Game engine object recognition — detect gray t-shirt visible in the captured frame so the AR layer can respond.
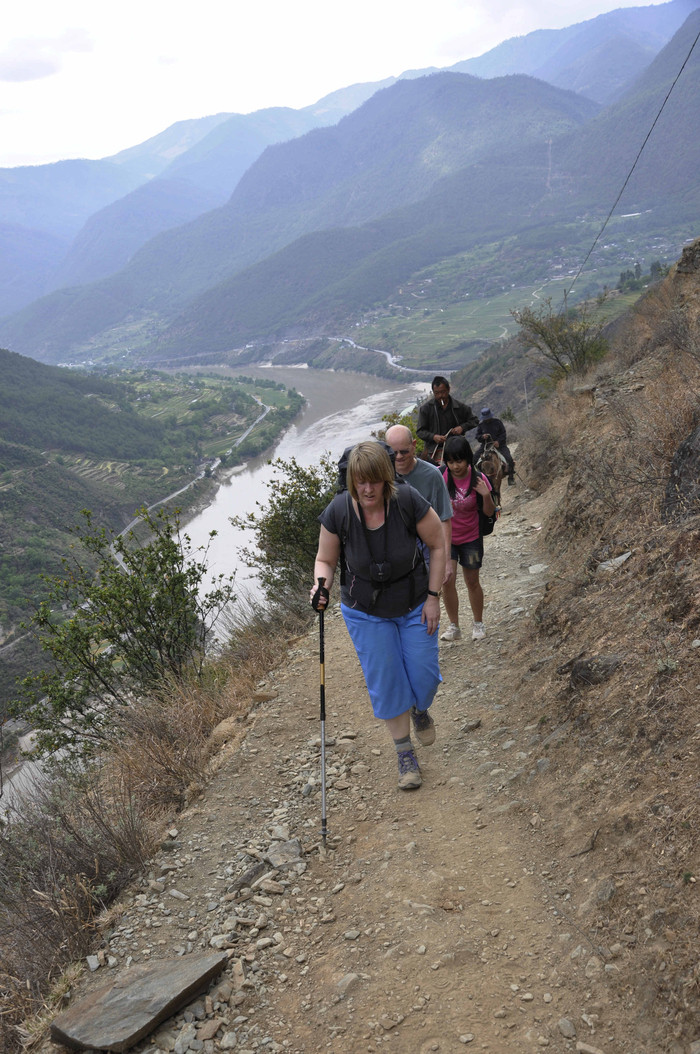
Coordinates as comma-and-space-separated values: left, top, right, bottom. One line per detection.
400, 458, 452, 522
319, 487, 430, 617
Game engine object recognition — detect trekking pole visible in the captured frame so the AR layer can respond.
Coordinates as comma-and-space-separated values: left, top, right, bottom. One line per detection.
311, 577, 330, 849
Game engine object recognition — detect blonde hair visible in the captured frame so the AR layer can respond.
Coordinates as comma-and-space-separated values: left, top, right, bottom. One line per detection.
346, 442, 397, 503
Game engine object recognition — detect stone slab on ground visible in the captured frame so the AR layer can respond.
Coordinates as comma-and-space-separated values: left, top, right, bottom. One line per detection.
50, 952, 228, 1052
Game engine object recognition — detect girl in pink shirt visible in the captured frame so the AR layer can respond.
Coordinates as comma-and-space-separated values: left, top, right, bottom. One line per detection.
440, 436, 495, 642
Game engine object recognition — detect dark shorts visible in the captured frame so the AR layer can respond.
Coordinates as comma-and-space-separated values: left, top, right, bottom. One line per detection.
450, 538, 483, 569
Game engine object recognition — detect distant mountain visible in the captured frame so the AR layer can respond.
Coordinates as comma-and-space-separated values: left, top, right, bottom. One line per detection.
0, 160, 142, 313
1, 1, 696, 328
0, 72, 598, 360
159, 85, 400, 200
0, 223, 67, 319
47, 179, 222, 290
3, 1, 700, 362
453, 0, 700, 104
47, 99, 387, 292
105, 113, 238, 182
554, 6, 700, 205
148, 9, 700, 359
144, 149, 570, 358
0, 84, 395, 318
0, 159, 140, 243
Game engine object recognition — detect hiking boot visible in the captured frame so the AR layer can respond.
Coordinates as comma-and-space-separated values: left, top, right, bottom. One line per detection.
440, 622, 461, 642
411, 705, 436, 746
397, 748, 422, 790
508, 475, 516, 486
472, 621, 485, 640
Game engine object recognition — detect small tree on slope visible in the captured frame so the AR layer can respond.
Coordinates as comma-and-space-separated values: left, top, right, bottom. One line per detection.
231, 454, 337, 593
11, 507, 236, 759
512, 296, 608, 378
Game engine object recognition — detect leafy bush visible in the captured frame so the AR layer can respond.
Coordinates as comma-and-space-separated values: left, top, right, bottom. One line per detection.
377, 410, 424, 454
512, 296, 609, 378
231, 454, 337, 593
11, 507, 236, 759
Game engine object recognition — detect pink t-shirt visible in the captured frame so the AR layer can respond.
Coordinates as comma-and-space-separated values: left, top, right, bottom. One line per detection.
443, 466, 492, 544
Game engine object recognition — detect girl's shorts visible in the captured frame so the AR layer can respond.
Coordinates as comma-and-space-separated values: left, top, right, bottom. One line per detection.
450, 537, 484, 569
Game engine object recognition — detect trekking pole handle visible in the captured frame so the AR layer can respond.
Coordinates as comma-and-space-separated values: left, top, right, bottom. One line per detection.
312, 576, 329, 612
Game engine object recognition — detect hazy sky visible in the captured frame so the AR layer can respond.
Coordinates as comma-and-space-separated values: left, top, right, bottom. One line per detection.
0, 0, 667, 167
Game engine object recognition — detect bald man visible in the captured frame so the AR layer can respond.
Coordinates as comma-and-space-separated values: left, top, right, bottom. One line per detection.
385, 424, 453, 586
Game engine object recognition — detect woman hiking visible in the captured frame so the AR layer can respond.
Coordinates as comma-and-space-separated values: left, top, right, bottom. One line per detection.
311, 441, 445, 791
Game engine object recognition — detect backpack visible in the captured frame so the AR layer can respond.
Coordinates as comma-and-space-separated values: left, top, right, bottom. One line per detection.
335, 485, 426, 610
476, 490, 497, 537
336, 440, 397, 493
334, 444, 420, 588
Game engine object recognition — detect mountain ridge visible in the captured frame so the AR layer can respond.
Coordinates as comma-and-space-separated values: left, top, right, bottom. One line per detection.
1, 1, 699, 360
0, 72, 600, 361
453, 0, 700, 102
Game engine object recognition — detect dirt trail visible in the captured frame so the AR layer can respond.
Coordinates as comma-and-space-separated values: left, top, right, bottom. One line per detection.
43, 483, 637, 1054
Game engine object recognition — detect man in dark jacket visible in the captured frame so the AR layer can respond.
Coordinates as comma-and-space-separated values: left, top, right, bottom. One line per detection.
416, 376, 478, 463
475, 407, 515, 485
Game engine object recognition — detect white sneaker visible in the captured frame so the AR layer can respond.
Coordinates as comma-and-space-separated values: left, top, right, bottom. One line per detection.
472, 622, 485, 640
440, 622, 461, 641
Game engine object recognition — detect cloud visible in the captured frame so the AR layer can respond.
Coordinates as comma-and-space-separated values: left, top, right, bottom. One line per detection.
0, 28, 92, 83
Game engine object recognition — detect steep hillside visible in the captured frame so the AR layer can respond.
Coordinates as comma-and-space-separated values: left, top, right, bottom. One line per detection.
0, 349, 188, 630
0, 352, 309, 722
47, 179, 222, 290
498, 240, 700, 1045
0, 348, 175, 457
555, 6, 700, 206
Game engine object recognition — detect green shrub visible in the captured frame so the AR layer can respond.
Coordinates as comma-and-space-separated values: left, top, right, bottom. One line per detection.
231, 454, 337, 592
11, 507, 236, 759
512, 297, 609, 378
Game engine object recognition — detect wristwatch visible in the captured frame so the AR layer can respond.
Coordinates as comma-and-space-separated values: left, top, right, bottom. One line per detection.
427, 589, 441, 597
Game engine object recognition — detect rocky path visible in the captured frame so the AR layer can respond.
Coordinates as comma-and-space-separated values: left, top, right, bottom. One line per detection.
44, 486, 634, 1054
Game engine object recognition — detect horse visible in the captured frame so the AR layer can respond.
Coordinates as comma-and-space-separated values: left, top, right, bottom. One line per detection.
476, 438, 506, 508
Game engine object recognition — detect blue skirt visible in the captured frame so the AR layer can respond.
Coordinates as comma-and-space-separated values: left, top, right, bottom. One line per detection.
341, 603, 442, 721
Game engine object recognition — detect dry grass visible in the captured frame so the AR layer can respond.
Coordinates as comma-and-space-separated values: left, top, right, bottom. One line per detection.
518, 284, 700, 1046
517, 389, 584, 492
0, 587, 315, 1052
0, 762, 156, 1051
110, 671, 244, 811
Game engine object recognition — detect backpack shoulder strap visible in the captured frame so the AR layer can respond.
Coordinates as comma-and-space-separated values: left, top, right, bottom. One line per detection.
394, 482, 417, 531
338, 492, 352, 586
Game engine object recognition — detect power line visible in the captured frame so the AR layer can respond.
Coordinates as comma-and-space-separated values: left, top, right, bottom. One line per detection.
565, 24, 700, 300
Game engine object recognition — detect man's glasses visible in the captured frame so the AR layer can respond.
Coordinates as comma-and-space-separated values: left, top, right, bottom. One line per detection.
393, 447, 412, 456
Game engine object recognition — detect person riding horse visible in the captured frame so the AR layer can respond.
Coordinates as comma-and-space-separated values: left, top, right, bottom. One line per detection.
475, 408, 515, 486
